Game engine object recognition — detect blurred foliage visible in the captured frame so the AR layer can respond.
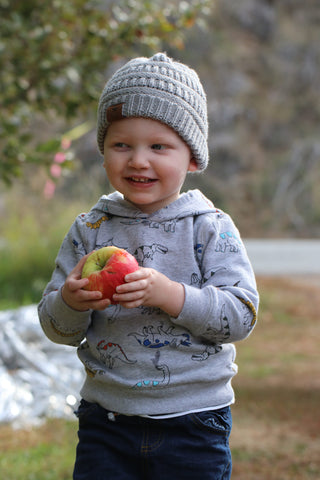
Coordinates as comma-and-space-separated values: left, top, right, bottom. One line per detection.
2, 0, 319, 237
0, 0, 210, 184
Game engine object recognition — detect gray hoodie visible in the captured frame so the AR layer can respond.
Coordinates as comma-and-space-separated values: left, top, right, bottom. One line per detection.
38, 189, 258, 416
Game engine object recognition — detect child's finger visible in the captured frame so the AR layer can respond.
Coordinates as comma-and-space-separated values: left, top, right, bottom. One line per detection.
113, 290, 144, 306
124, 267, 149, 283
116, 277, 148, 294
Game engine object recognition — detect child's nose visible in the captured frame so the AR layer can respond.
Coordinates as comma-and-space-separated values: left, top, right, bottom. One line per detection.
128, 148, 149, 168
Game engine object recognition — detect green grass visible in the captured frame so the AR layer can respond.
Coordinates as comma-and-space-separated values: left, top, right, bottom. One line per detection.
0, 190, 88, 309
0, 420, 77, 479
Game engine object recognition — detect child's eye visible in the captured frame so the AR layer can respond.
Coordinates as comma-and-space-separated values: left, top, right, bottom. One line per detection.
151, 144, 165, 150
114, 142, 128, 148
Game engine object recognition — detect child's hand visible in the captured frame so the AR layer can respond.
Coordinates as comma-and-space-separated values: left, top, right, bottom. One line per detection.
113, 267, 185, 318
61, 254, 111, 312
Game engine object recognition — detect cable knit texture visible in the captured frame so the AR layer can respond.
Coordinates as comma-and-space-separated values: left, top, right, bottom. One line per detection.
97, 53, 209, 171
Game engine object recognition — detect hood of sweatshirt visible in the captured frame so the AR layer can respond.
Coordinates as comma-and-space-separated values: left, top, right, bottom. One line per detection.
90, 189, 216, 222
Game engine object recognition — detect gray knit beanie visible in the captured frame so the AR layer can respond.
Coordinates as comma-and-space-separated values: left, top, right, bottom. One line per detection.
97, 52, 208, 171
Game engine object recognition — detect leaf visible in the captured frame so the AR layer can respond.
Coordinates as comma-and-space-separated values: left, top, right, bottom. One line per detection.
36, 139, 61, 153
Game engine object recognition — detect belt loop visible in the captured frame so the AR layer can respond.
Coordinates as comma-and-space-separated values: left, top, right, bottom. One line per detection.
107, 411, 117, 422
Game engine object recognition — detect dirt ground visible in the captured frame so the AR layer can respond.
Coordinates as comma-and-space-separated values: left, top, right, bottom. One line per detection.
230, 276, 320, 479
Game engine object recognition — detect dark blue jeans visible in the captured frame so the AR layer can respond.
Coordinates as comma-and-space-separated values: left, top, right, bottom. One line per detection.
73, 399, 232, 480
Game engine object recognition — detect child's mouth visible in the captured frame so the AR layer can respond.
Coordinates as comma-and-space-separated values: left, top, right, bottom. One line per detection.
127, 176, 156, 184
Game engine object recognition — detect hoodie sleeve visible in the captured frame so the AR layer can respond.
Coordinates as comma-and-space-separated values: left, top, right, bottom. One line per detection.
38, 214, 93, 346
172, 210, 259, 344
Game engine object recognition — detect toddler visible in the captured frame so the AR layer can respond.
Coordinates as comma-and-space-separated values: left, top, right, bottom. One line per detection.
38, 52, 259, 480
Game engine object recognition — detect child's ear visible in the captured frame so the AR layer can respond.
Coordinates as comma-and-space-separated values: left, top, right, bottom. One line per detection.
188, 158, 198, 172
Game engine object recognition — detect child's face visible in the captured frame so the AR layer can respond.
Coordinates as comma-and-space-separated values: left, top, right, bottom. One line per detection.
103, 117, 197, 213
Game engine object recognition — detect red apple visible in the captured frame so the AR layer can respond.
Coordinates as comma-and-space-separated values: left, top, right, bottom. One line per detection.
81, 246, 139, 303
